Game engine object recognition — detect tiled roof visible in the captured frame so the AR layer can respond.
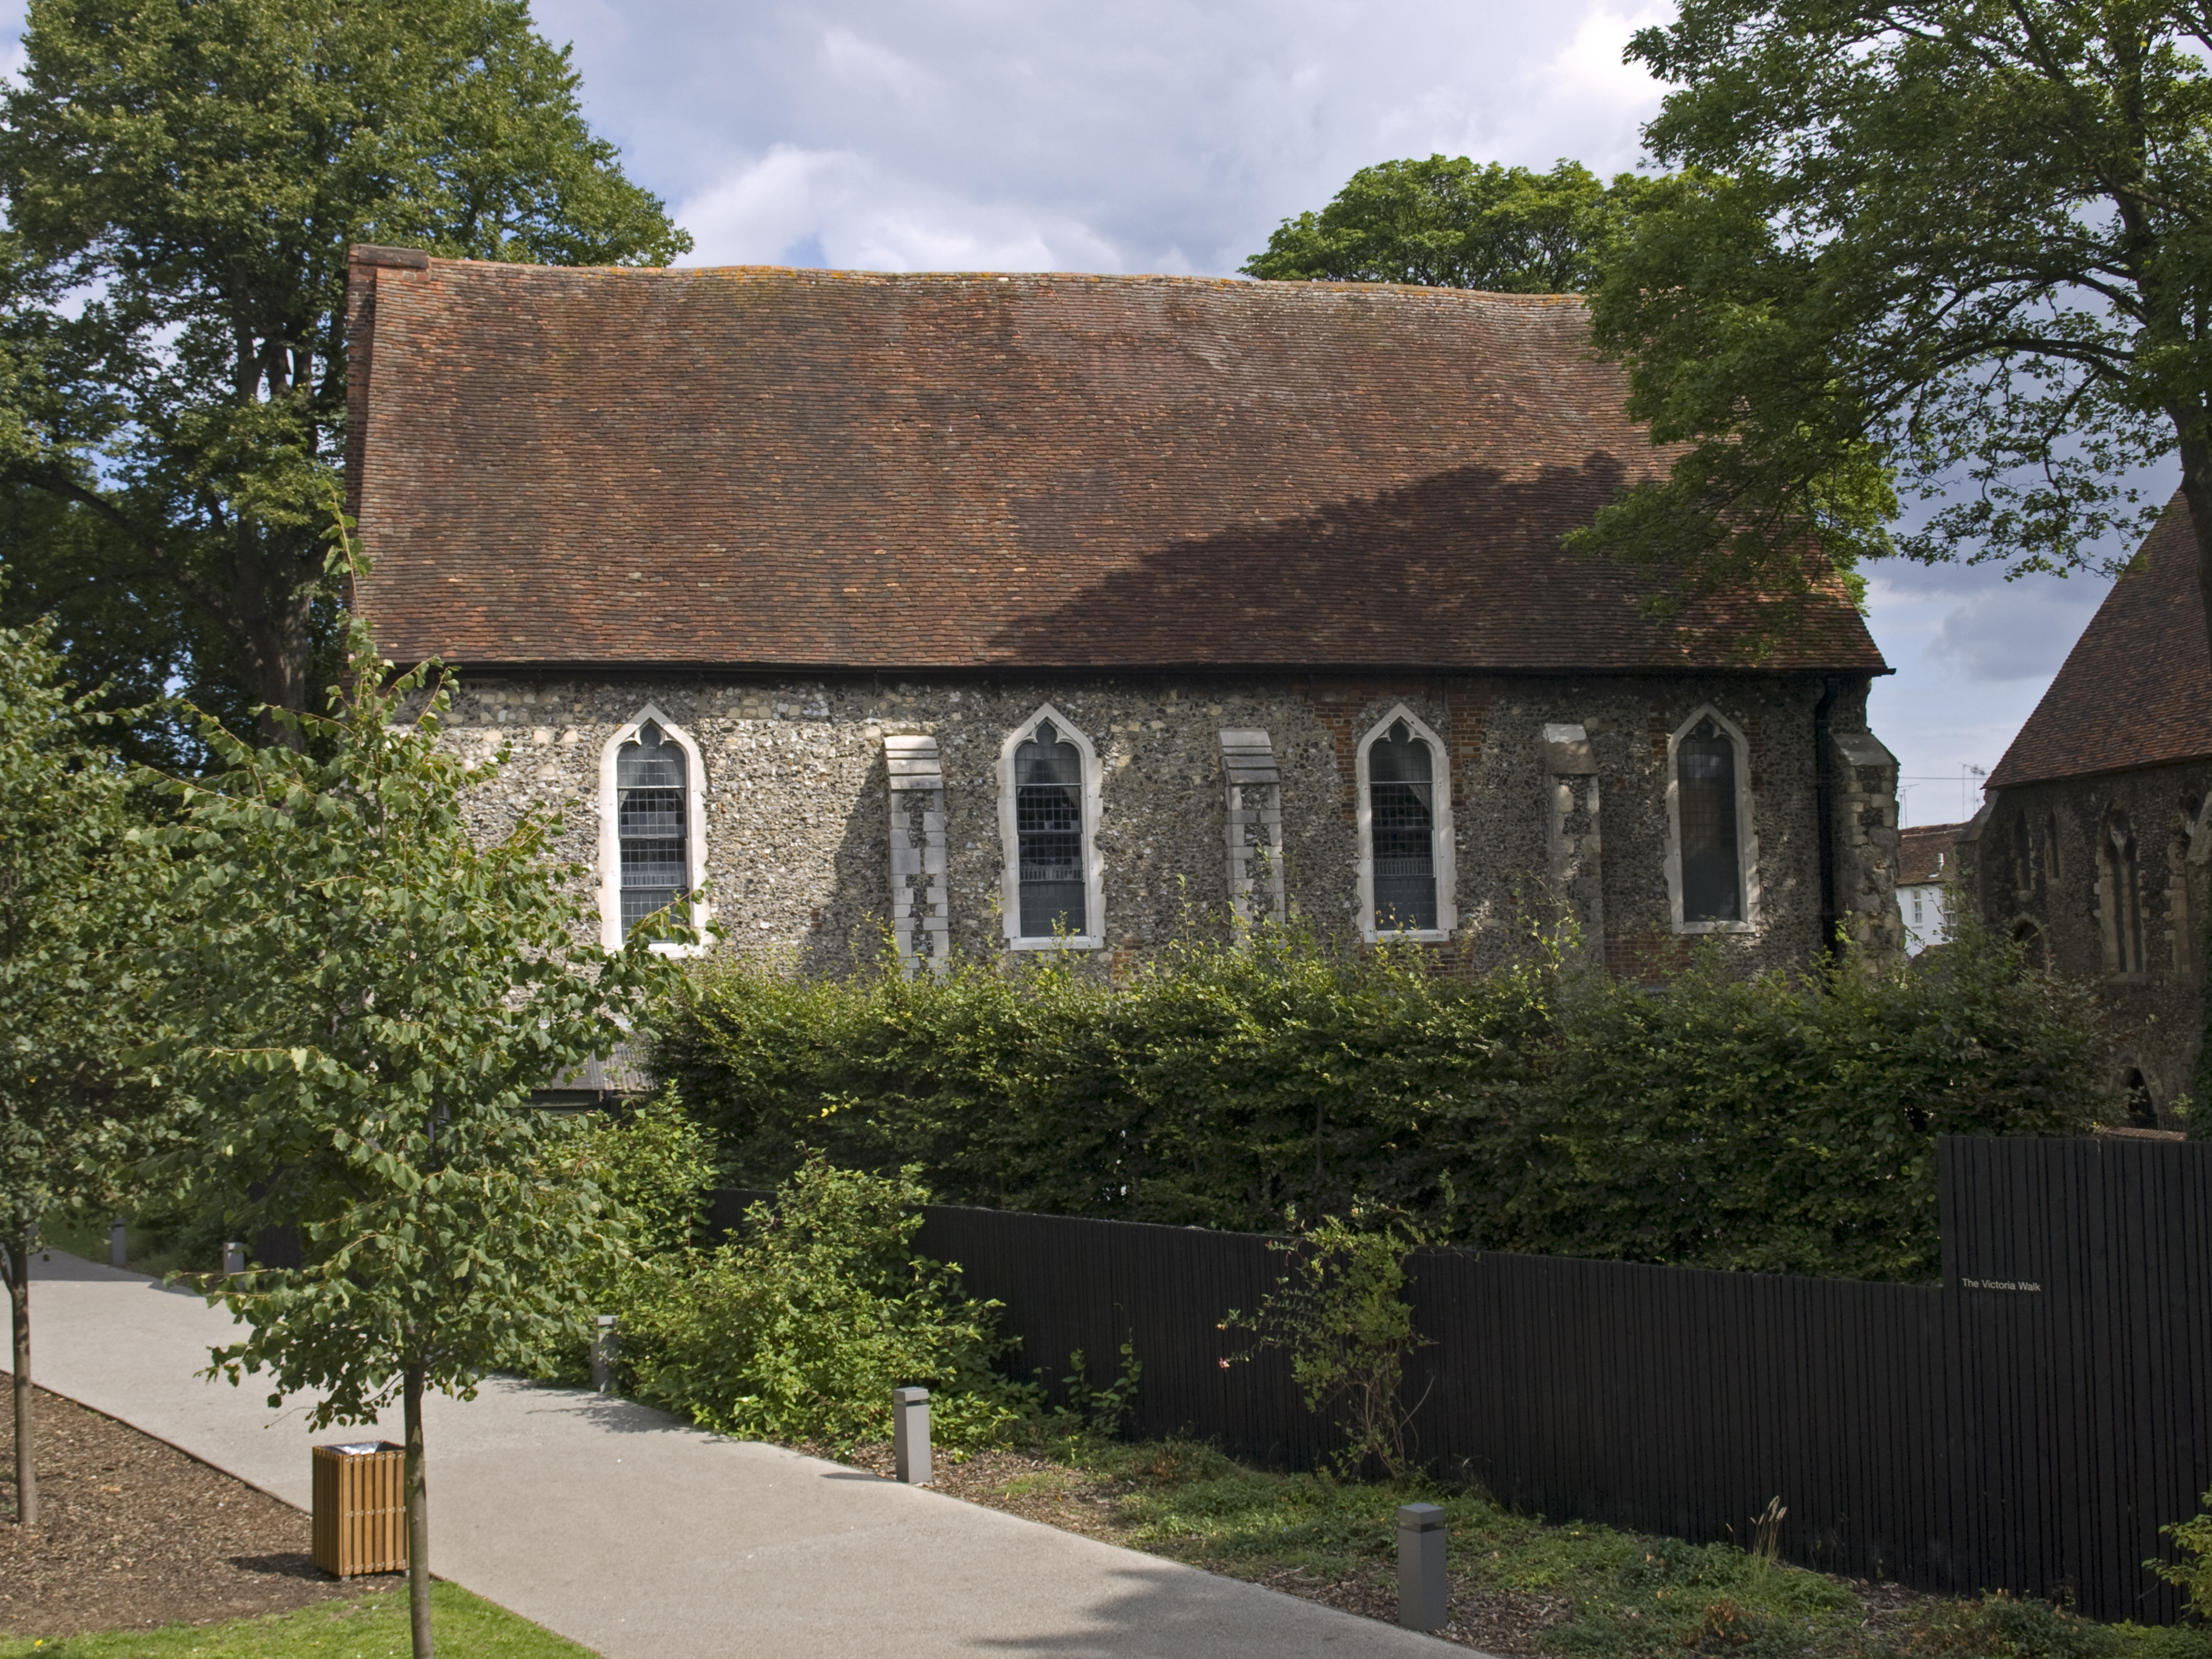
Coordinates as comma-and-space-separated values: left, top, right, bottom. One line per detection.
1988, 494, 2212, 789
345, 252, 1886, 675
1897, 822, 1966, 885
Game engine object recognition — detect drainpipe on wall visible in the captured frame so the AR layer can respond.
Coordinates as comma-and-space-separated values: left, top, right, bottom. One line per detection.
1813, 677, 1840, 958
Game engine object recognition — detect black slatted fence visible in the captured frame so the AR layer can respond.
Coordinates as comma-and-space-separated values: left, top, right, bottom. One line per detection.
715, 1136, 2211, 1621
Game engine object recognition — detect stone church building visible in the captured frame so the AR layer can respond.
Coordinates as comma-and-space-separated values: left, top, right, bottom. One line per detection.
1960, 494, 2211, 1127
343, 245, 1903, 977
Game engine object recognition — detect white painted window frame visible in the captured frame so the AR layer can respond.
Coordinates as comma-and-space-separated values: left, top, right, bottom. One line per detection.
1355, 703, 1458, 943
998, 703, 1105, 951
597, 705, 711, 956
1663, 704, 1761, 934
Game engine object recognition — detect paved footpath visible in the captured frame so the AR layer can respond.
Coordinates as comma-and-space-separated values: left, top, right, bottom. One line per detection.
19, 1250, 1457, 1658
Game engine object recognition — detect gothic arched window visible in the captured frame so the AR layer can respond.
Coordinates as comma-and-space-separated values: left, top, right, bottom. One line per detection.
1015, 722, 1085, 938
1355, 705, 1457, 940
2099, 808, 2145, 976
1667, 708, 1760, 931
596, 707, 708, 953
996, 706, 1103, 949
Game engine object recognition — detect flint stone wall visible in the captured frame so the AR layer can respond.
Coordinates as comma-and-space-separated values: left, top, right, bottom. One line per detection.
422, 671, 1899, 978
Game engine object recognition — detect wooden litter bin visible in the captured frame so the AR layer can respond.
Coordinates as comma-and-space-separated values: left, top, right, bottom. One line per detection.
311, 1441, 407, 1577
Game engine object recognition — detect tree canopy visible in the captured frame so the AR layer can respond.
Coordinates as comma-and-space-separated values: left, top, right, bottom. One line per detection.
1575, 0, 2212, 635
1241, 156, 1657, 293
0, 615, 166, 1526
142, 568, 676, 1654
0, 0, 691, 752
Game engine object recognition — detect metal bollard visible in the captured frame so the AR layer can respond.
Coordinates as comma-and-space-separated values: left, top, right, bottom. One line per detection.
1398, 1503, 1449, 1631
591, 1314, 618, 1395
222, 1241, 246, 1278
110, 1218, 127, 1270
892, 1387, 931, 1485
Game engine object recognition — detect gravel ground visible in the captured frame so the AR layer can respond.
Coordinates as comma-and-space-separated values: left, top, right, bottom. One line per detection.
0, 1384, 392, 1638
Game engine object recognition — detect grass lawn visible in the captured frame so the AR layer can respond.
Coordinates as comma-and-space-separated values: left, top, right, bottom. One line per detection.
919, 1430, 2212, 1659
0, 1583, 597, 1658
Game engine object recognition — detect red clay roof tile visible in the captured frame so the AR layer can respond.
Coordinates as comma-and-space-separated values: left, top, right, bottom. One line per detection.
344, 254, 1887, 676
1987, 494, 2212, 789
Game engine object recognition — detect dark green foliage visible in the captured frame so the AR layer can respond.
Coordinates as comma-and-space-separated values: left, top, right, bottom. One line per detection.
0, 0, 691, 745
612, 1155, 1036, 1452
1241, 156, 1655, 292
655, 922, 2103, 1282
1576, 0, 2212, 655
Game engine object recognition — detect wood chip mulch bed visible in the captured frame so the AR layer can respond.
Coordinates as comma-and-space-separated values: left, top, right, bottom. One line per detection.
1, 1383, 394, 1638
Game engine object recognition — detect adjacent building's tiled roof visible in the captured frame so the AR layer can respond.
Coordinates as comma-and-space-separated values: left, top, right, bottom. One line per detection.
1898, 822, 1967, 885
344, 251, 1886, 676
1988, 494, 2212, 789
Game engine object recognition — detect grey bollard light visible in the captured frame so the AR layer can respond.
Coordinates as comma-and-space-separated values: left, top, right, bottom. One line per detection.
109, 1218, 126, 1269
893, 1387, 931, 1485
591, 1314, 618, 1395
222, 1241, 246, 1278
1398, 1503, 1449, 1632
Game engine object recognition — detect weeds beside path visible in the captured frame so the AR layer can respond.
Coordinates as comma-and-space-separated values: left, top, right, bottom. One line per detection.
839, 1433, 2212, 1659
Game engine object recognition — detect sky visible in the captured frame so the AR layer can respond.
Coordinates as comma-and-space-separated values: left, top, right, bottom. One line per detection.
1, 0, 2173, 819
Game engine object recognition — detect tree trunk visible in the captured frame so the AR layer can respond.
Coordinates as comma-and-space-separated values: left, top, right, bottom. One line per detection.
403, 1360, 432, 1659
2176, 420, 2212, 673
7, 1222, 35, 1527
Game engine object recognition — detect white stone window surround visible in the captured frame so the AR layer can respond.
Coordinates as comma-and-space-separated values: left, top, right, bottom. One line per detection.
1355, 703, 1458, 943
597, 705, 711, 956
1663, 704, 1763, 934
997, 703, 1106, 951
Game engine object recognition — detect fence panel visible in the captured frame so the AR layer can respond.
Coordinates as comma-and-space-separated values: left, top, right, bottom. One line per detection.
706, 1135, 2209, 1621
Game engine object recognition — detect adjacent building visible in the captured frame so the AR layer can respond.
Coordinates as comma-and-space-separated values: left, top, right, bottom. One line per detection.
343, 247, 1904, 978
1897, 822, 1965, 954
1960, 493, 2211, 1126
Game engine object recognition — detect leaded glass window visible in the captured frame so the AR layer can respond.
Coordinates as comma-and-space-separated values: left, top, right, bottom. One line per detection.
1014, 722, 1085, 938
1677, 717, 1741, 923
1369, 719, 1438, 931
617, 722, 687, 931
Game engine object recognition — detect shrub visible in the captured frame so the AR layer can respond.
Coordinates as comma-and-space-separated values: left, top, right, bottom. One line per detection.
654, 917, 2105, 1282
617, 1155, 1034, 1452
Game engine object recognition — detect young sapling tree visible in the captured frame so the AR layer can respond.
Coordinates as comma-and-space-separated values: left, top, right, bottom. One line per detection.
144, 548, 680, 1656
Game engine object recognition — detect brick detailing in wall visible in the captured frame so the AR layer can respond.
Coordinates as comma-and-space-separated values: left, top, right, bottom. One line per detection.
886, 735, 950, 976
1219, 729, 1286, 925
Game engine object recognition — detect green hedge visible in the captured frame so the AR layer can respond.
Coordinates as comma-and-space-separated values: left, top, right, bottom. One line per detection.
652, 922, 2106, 1282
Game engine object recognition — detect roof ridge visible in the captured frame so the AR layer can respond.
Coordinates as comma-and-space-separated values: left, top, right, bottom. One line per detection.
357, 247, 1589, 304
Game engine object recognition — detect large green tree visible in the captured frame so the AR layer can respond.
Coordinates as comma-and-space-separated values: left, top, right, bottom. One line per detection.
0, 616, 166, 1528
1242, 156, 1657, 292
1574, 0, 2212, 634
144, 566, 674, 1657
0, 0, 690, 748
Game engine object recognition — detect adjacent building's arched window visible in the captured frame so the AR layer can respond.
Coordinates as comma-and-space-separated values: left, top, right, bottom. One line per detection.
597, 707, 709, 953
997, 705, 1103, 950
2013, 811, 2034, 893
1355, 706, 1456, 941
1666, 708, 1760, 932
2123, 1068, 2157, 1130
2043, 813, 2062, 882
2099, 808, 2145, 976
